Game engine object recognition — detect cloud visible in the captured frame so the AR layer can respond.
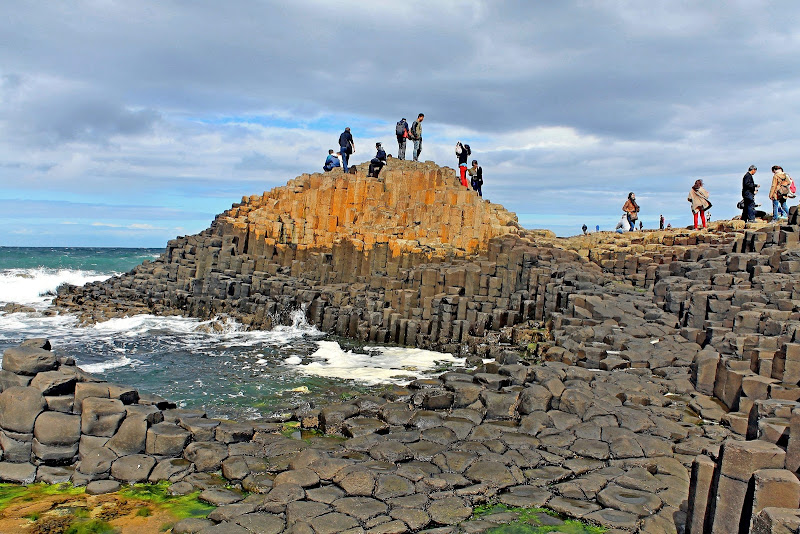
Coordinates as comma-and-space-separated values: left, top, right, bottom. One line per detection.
1, 0, 800, 244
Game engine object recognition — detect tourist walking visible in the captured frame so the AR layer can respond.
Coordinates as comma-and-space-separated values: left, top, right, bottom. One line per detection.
455, 142, 470, 187
769, 165, 791, 221
395, 118, 409, 160
622, 192, 639, 232
323, 150, 340, 172
659, 214, 664, 230
338, 127, 355, 173
688, 179, 711, 230
741, 165, 757, 223
468, 160, 483, 197
368, 142, 387, 178
582, 224, 588, 235
410, 113, 424, 161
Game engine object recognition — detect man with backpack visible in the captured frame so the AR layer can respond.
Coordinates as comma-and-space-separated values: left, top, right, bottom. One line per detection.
409, 113, 424, 162
395, 118, 409, 160
338, 127, 355, 173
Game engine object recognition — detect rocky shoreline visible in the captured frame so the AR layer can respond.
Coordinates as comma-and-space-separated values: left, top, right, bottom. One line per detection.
3, 160, 800, 532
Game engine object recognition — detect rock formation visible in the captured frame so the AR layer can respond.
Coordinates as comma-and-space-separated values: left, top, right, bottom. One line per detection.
0, 159, 794, 532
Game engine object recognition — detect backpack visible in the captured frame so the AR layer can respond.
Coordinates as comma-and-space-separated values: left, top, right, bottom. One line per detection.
778, 175, 792, 197
395, 120, 407, 136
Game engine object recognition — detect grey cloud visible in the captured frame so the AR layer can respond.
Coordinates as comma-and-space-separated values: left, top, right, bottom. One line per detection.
235, 152, 272, 171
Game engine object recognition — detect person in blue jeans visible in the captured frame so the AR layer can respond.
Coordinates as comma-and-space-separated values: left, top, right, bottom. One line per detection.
769, 165, 790, 221
338, 127, 354, 172
622, 192, 639, 232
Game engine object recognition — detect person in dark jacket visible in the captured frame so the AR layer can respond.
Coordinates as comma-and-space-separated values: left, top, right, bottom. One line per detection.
338, 127, 355, 173
456, 142, 470, 187
368, 142, 387, 178
742, 164, 757, 222
468, 160, 483, 197
396, 118, 409, 160
409, 113, 424, 161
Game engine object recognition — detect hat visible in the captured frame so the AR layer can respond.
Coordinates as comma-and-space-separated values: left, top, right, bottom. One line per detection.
376, 142, 381, 148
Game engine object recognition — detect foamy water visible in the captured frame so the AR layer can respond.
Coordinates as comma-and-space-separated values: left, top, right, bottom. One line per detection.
0, 267, 112, 307
0, 250, 463, 418
288, 340, 465, 385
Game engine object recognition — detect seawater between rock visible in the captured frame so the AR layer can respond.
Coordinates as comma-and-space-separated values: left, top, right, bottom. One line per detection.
0, 248, 464, 420
0, 310, 463, 421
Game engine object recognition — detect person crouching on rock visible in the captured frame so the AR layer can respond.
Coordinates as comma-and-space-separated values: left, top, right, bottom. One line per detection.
468, 160, 483, 197
323, 149, 340, 172
622, 192, 639, 232
368, 142, 387, 178
456, 142, 471, 187
688, 179, 711, 230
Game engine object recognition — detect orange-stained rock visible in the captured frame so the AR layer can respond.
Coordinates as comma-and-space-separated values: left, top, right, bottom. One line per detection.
218, 160, 519, 260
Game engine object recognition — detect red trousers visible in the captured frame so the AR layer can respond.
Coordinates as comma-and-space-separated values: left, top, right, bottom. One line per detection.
459, 165, 468, 187
693, 210, 706, 229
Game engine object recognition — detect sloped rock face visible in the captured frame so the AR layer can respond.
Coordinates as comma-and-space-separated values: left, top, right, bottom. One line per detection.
54, 161, 584, 357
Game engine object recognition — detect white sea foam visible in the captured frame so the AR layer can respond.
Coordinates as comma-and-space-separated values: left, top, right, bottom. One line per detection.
287, 340, 465, 385
0, 267, 112, 308
80, 356, 138, 373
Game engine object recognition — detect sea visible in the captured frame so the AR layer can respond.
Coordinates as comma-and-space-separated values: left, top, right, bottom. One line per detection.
0, 247, 463, 420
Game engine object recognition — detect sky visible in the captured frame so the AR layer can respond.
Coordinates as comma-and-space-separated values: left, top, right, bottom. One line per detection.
2, 0, 800, 247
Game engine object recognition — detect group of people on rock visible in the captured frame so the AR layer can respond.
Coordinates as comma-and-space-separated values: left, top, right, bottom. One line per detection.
740, 164, 796, 223
322, 114, 485, 196
605, 163, 795, 235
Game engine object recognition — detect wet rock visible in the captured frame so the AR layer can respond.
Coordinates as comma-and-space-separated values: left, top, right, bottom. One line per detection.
308, 512, 361, 534
29, 370, 77, 396
146, 421, 192, 455
199, 487, 245, 506
110, 453, 156, 483
0, 386, 46, 433
426, 496, 472, 525
273, 467, 320, 488
2, 346, 58, 375
597, 484, 663, 517
36, 465, 74, 484
333, 496, 388, 521
86, 479, 122, 495
77, 446, 117, 475
0, 461, 36, 483
215, 421, 254, 443
184, 441, 229, 472
80, 397, 126, 437
150, 458, 194, 482
235, 513, 286, 534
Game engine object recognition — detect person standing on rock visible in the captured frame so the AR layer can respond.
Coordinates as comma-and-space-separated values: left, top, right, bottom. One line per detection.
741, 165, 757, 223
688, 179, 711, 230
468, 160, 483, 197
582, 224, 588, 235
368, 142, 387, 178
338, 127, 355, 173
622, 192, 639, 232
659, 214, 665, 230
323, 150, 340, 172
410, 113, 424, 162
769, 165, 791, 221
455, 142, 470, 187
395, 118, 409, 160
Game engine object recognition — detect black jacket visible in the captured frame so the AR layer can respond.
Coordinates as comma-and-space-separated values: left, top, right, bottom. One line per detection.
742, 171, 756, 199
339, 131, 354, 152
